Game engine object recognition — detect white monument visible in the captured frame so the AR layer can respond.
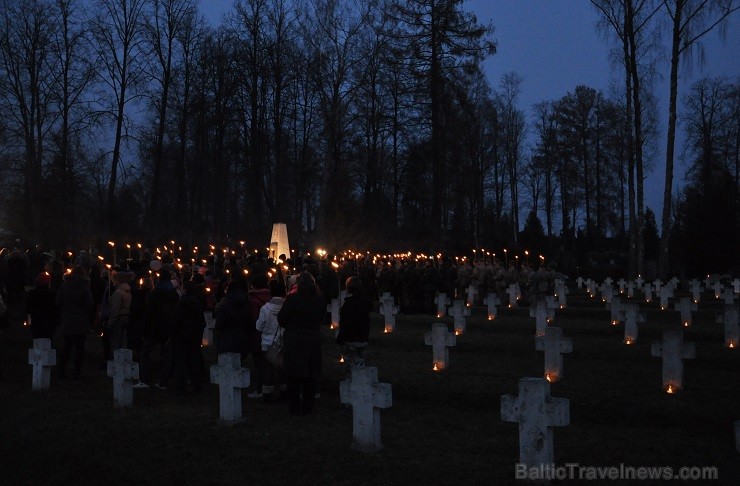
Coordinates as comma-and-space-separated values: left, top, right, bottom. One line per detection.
268, 223, 290, 261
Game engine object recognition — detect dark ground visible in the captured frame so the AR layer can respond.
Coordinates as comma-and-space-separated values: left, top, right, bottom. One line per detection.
0, 287, 738, 485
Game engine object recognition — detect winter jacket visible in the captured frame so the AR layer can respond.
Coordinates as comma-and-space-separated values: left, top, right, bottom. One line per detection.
256, 297, 284, 351
277, 292, 326, 379
144, 282, 180, 343
172, 291, 205, 344
214, 287, 250, 355
109, 283, 132, 328
56, 275, 94, 336
26, 285, 58, 339
337, 294, 371, 344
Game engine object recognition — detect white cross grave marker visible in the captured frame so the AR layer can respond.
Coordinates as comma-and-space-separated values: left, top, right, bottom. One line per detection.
674, 297, 697, 327
435, 292, 450, 318
689, 280, 702, 304
601, 284, 614, 304
327, 298, 340, 332
484, 293, 500, 320
623, 303, 644, 344
626, 281, 636, 298
530, 298, 551, 337
617, 279, 626, 294
635, 276, 644, 288
107, 348, 139, 409
202, 312, 217, 347
610, 296, 625, 326
659, 285, 673, 310
731, 279, 740, 295
651, 330, 695, 393
717, 304, 739, 348
501, 378, 570, 468
379, 299, 399, 333
712, 281, 723, 299
448, 300, 469, 335
554, 281, 568, 308
339, 289, 348, 307
720, 288, 736, 305
28, 338, 55, 391
465, 284, 478, 307
643, 283, 653, 303
535, 327, 573, 383
424, 323, 456, 370
576, 277, 584, 289
339, 366, 392, 452
210, 353, 250, 422
506, 284, 519, 308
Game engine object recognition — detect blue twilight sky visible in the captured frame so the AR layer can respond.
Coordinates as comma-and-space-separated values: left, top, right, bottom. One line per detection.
199, 0, 740, 217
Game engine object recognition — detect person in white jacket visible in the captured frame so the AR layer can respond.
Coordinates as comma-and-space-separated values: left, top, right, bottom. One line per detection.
256, 279, 286, 401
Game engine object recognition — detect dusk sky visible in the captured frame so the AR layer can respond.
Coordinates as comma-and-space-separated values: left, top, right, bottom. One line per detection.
201, 0, 740, 217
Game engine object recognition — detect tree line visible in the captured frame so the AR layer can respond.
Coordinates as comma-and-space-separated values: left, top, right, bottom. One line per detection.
0, 0, 737, 276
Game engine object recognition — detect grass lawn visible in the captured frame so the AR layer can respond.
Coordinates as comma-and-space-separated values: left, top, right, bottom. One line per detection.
0, 288, 738, 485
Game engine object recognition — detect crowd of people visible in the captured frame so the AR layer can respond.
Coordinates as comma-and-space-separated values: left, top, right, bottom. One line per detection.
0, 245, 559, 414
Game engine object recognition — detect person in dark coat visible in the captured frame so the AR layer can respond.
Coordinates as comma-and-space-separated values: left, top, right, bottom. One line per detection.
277, 272, 326, 416
245, 274, 271, 398
170, 277, 206, 395
55, 265, 94, 379
214, 275, 250, 357
25, 272, 58, 340
135, 270, 179, 389
127, 275, 153, 356
336, 276, 372, 373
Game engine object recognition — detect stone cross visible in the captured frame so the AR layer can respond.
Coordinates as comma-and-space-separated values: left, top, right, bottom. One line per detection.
651, 330, 695, 392
465, 284, 478, 307
731, 279, 740, 294
601, 284, 614, 304
674, 297, 697, 327
659, 285, 673, 310
712, 281, 723, 299
506, 284, 519, 308
669, 277, 680, 290
339, 366, 392, 452
484, 293, 500, 320
209, 353, 250, 422
500, 378, 570, 468
626, 281, 636, 298
603, 277, 613, 287
435, 293, 450, 318
28, 338, 55, 391
554, 282, 568, 308
643, 283, 653, 303
380, 292, 393, 307
107, 348, 139, 409
202, 312, 217, 347
654, 279, 663, 293
534, 327, 573, 383
610, 296, 625, 326
530, 298, 551, 337
448, 300, 469, 335
617, 279, 626, 294
327, 298, 340, 331
689, 280, 702, 304
379, 299, 399, 333
586, 279, 597, 298
424, 323, 456, 370
576, 277, 584, 289
623, 303, 644, 344
339, 289, 348, 307
635, 276, 644, 288
717, 304, 739, 348
720, 288, 736, 305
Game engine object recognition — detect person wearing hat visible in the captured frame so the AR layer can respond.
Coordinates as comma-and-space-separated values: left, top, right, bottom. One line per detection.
25, 272, 58, 340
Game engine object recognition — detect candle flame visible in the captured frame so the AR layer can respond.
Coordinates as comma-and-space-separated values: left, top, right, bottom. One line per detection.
666, 385, 674, 394
729, 341, 736, 348
339, 356, 344, 363
611, 320, 618, 326
454, 329, 461, 336
683, 321, 689, 327
625, 338, 633, 345
545, 373, 553, 383
488, 315, 494, 321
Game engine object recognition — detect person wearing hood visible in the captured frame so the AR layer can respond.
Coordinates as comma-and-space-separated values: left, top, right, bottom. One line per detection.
25, 272, 58, 340
55, 265, 94, 379
108, 271, 132, 351
255, 279, 286, 401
